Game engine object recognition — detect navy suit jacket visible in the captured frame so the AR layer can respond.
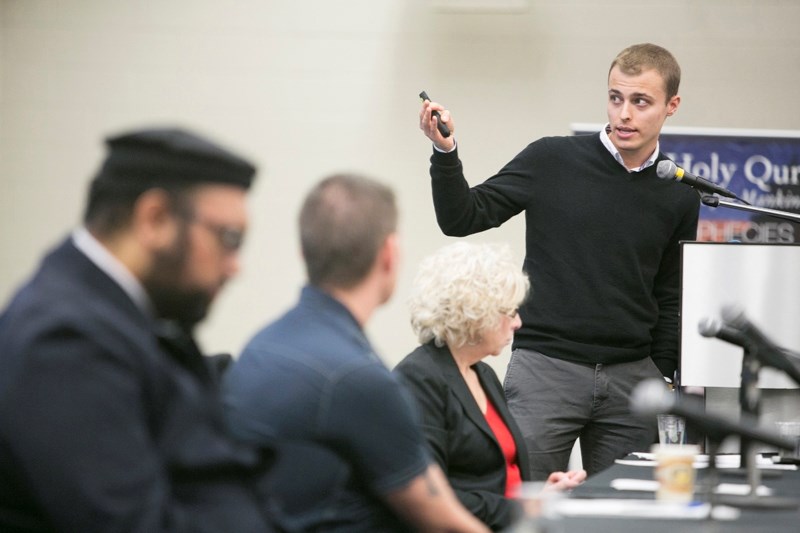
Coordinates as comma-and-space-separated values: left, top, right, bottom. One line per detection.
394, 342, 531, 531
0, 238, 273, 532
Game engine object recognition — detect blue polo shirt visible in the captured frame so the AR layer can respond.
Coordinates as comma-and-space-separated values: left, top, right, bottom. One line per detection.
223, 285, 430, 532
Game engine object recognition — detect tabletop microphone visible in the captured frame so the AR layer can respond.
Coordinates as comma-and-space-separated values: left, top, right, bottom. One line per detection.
698, 317, 752, 348
718, 304, 800, 385
630, 378, 796, 451
656, 160, 738, 199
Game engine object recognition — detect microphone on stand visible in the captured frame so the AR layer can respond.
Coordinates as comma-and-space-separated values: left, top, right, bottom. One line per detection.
698, 317, 751, 348
656, 160, 739, 199
630, 378, 796, 451
698, 305, 800, 386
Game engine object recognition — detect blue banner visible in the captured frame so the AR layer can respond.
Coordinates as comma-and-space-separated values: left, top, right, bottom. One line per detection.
571, 124, 800, 243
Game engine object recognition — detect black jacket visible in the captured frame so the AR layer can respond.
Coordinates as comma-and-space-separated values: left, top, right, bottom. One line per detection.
394, 342, 531, 531
0, 238, 273, 532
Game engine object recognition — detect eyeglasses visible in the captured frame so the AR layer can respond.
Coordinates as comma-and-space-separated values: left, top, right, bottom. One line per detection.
183, 215, 246, 253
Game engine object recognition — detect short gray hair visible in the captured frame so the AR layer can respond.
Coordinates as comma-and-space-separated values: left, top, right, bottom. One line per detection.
409, 241, 529, 348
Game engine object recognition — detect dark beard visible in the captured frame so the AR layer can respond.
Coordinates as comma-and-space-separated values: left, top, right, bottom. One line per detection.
141, 225, 214, 329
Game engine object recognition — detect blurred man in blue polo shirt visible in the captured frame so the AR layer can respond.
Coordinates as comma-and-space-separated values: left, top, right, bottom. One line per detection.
224, 174, 489, 533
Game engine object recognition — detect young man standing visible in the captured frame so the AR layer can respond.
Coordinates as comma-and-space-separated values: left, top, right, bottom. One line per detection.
419, 43, 700, 479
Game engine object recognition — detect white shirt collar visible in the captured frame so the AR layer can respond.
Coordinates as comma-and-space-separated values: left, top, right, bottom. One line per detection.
600, 123, 659, 172
72, 227, 154, 316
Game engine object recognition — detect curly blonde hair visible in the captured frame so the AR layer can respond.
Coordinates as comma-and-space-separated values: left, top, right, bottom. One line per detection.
409, 241, 529, 348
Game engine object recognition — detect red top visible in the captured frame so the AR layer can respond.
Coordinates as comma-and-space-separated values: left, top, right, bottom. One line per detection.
484, 399, 522, 497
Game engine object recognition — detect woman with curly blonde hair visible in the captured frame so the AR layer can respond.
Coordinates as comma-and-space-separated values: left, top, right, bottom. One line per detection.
395, 242, 584, 531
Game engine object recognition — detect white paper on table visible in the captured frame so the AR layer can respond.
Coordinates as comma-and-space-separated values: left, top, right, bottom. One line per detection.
610, 478, 774, 496
553, 499, 740, 521
618, 453, 797, 470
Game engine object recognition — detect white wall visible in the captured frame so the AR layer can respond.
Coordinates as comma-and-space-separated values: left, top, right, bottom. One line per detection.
2, 0, 800, 378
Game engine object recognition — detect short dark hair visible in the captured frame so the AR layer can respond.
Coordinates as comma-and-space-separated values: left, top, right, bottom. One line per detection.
609, 43, 681, 101
83, 128, 256, 236
299, 174, 397, 289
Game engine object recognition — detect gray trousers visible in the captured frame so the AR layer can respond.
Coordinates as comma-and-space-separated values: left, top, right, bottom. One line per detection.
504, 348, 663, 480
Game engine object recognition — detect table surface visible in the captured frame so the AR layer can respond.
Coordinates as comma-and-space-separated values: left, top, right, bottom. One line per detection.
508, 455, 800, 533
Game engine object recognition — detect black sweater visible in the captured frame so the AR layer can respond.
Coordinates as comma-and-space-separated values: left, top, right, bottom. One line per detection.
429, 133, 700, 378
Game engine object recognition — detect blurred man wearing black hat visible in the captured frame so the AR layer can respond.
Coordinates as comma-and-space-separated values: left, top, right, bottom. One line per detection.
0, 128, 275, 532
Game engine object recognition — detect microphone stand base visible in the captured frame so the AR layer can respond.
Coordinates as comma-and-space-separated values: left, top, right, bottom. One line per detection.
717, 467, 782, 478
712, 494, 800, 510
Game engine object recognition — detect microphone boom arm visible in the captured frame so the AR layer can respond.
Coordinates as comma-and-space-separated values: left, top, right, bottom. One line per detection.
701, 194, 800, 224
